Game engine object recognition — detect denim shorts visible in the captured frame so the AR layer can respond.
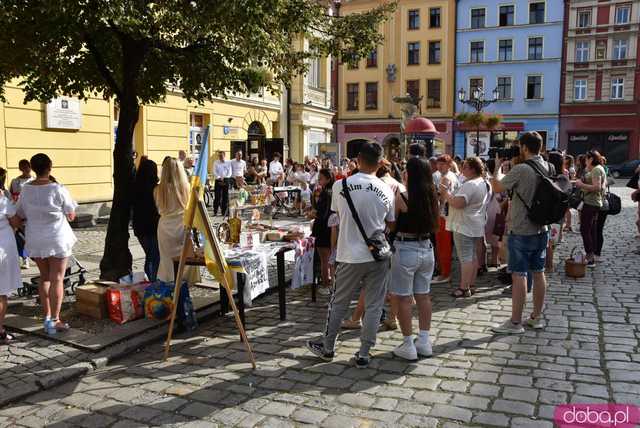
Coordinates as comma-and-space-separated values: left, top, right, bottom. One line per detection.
508, 232, 549, 277
389, 240, 435, 296
453, 232, 481, 263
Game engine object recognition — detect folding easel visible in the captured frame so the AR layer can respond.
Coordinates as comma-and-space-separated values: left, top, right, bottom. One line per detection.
163, 191, 256, 368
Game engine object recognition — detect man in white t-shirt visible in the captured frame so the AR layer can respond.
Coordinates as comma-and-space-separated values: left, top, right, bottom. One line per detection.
229, 151, 247, 188
268, 153, 284, 185
307, 142, 395, 369
213, 151, 232, 216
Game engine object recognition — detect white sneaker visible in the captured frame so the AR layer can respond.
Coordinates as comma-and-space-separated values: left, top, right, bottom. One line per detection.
526, 316, 544, 330
414, 339, 433, 357
20, 257, 30, 270
393, 340, 418, 361
491, 319, 525, 335
431, 276, 451, 285
318, 286, 332, 296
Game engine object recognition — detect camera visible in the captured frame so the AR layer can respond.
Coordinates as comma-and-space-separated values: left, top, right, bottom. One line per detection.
488, 146, 520, 159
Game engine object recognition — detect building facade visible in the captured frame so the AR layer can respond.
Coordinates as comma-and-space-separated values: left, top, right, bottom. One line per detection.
560, 0, 640, 163
455, 0, 564, 156
336, 0, 457, 157
0, 80, 282, 209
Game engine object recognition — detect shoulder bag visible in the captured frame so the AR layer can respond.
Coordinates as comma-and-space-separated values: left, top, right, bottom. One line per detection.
342, 178, 393, 262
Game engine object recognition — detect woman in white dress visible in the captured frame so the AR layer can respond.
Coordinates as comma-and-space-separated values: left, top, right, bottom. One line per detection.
154, 157, 190, 283
16, 154, 77, 335
0, 192, 22, 343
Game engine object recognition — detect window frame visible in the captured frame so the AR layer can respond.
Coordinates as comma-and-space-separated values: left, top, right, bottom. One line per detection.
408, 9, 420, 30
365, 82, 378, 110
429, 7, 441, 28
528, 36, 544, 60
499, 4, 516, 27
613, 39, 628, 60
470, 7, 487, 29
366, 48, 378, 68
406, 79, 421, 102
498, 39, 514, 62
470, 40, 485, 63
429, 41, 442, 64
306, 57, 321, 89
346, 83, 359, 111
526, 74, 544, 100
496, 76, 513, 100
615, 4, 631, 25
407, 41, 421, 65
427, 79, 441, 109
575, 40, 590, 63
577, 8, 591, 28
529, 1, 546, 24
611, 77, 624, 99
469, 77, 485, 100
574, 78, 587, 101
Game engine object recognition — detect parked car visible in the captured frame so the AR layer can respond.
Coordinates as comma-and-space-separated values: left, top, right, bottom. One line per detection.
608, 159, 640, 178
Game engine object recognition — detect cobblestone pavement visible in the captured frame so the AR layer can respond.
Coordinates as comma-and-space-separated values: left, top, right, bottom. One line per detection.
2, 186, 640, 427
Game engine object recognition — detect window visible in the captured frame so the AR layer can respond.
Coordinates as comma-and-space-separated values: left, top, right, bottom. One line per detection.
498, 39, 513, 61
345, 53, 359, 70
614, 39, 628, 60
408, 42, 420, 65
615, 5, 631, 24
429, 41, 441, 64
611, 77, 624, 99
469, 78, 484, 99
577, 9, 591, 28
406, 80, 420, 101
596, 40, 607, 60
470, 41, 484, 63
497, 76, 512, 99
529, 2, 545, 24
366, 49, 377, 68
575, 41, 590, 62
346, 83, 359, 110
409, 9, 420, 29
430, 8, 441, 28
365, 82, 378, 110
574, 79, 587, 101
471, 8, 486, 29
499, 5, 515, 26
528, 37, 543, 60
526, 75, 543, 99
427, 79, 441, 108
307, 57, 321, 88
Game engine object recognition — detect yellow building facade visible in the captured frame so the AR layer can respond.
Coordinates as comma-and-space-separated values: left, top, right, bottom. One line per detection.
337, 0, 456, 156
0, 81, 283, 208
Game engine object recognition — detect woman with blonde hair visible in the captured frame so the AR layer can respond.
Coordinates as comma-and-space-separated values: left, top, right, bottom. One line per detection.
155, 157, 191, 283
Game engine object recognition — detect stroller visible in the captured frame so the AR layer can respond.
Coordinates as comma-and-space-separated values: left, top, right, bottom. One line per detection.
16, 228, 87, 297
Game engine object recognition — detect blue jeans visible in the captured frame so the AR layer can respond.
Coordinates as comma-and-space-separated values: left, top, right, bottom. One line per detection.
137, 235, 160, 282
508, 232, 549, 277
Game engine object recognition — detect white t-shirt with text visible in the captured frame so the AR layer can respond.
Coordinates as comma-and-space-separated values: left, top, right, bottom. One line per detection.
331, 173, 395, 264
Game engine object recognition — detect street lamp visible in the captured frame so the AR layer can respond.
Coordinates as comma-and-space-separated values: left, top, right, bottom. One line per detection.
458, 87, 499, 156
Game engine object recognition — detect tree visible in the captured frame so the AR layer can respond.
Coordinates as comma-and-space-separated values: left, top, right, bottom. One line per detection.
0, 0, 395, 280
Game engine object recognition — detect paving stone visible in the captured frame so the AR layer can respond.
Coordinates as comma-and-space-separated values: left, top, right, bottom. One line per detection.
429, 404, 473, 423
498, 374, 533, 387
503, 386, 539, 402
336, 393, 375, 409
492, 399, 535, 417
258, 402, 296, 418
470, 383, 501, 397
472, 412, 511, 427
321, 415, 366, 428
398, 414, 439, 428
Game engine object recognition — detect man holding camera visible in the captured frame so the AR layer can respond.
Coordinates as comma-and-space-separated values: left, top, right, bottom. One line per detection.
490, 132, 549, 334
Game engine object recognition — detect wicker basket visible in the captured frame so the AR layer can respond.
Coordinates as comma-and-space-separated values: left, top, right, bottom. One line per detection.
565, 247, 587, 278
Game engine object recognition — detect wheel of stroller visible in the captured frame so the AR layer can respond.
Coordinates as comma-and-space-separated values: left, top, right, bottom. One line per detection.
78, 273, 86, 286
204, 190, 212, 208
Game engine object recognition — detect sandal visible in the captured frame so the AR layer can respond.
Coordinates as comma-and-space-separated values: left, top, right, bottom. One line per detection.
0, 330, 15, 344
470, 285, 477, 295
53, 320, 70, 332
451, 288, 472, 298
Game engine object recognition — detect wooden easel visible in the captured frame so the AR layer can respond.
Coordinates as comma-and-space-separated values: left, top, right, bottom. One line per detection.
163, 195, 256, 369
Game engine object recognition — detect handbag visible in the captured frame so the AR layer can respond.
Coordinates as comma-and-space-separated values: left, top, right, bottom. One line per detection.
605, 190, 622, 215
627, 172, 639, 190
342, 178, 393, 262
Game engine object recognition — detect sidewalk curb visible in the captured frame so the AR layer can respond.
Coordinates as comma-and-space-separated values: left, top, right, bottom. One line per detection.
1, 305, 221, 408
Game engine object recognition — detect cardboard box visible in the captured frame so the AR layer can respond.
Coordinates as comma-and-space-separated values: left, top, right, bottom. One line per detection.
75, 284, 108, 319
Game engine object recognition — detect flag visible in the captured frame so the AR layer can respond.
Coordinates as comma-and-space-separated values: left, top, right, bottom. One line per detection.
182, 126, 236, 288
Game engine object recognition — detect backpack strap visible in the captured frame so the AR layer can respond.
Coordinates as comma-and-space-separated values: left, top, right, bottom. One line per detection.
514, 160, 550, 212
342, 178, 371, 247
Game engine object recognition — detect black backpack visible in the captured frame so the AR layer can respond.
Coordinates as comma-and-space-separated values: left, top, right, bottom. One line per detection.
516, 160, 569, 226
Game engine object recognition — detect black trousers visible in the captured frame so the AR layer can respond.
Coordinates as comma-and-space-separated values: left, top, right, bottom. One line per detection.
595, 211, 608, 257
214, 178, 231, 216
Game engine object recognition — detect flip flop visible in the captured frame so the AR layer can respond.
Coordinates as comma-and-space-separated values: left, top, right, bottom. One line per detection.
0, 330, 15, 344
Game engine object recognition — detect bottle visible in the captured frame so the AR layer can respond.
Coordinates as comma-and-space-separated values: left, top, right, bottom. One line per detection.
228, 209, 242, 244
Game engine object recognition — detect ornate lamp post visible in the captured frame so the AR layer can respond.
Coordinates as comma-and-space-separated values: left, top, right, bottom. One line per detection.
457, 87, 500, 157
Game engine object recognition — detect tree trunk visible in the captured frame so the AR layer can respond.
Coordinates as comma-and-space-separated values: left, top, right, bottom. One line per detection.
99, 98, 138, 281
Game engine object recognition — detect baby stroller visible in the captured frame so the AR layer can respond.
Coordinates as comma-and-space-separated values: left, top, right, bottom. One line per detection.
17, 254, 87, 298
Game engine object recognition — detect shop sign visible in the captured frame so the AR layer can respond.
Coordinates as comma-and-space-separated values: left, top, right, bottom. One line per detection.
46, 97, 82, 130
466, 132, 491, 158
608, 134, 628, 142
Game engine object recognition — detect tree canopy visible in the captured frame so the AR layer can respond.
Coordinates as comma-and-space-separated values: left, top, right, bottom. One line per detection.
0, 0, 395, 280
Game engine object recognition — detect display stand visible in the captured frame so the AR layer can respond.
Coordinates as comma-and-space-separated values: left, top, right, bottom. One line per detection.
163, 193, 256, 369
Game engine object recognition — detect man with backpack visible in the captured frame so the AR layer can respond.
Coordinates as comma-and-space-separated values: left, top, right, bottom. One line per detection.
490, 132, 566, 334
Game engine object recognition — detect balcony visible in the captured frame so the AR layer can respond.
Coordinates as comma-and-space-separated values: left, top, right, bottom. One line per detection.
304, 86, 330, 107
